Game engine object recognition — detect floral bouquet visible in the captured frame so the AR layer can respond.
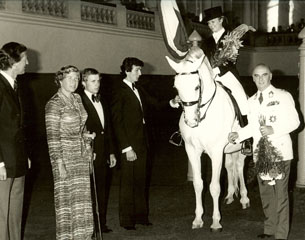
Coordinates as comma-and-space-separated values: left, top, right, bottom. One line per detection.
253, 115, 285, 185
211, 24, 256, 68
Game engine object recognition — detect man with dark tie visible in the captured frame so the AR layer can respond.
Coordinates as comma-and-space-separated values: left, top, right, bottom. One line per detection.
0, 42, 30, 240
110, 57, 179, 230
110, 57, 150, 230
80, 68, 116, 235
228, 63, 300, 240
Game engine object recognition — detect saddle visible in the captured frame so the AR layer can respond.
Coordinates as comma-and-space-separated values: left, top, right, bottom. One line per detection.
217, 81, 252, 156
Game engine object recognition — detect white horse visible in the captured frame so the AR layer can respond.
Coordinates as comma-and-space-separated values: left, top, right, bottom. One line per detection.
166, 49, 250, 231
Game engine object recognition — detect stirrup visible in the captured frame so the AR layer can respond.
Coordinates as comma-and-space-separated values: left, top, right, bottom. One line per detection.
241, 139, 252, 156
169, 131, 183, 147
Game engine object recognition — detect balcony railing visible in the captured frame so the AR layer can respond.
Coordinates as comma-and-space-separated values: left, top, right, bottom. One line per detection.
244, 32, 302, 47
0, 0, 4, 10
81, 1, 117, 25
22, 0, 68, 18
0, 0, 157, 33
126, 9, 154, 30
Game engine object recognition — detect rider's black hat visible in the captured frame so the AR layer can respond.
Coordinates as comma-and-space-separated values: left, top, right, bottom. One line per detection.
204, 6, 223, 22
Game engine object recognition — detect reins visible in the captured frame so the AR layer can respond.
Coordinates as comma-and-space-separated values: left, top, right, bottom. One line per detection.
177, 69, 217, 127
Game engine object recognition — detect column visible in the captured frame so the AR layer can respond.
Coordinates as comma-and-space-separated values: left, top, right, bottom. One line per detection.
297, 27, 305, 188
242, 0, 258, 29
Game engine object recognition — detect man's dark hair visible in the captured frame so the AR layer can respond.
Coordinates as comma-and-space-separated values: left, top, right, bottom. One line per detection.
120, 57, 144, 77
0, 42, 27, 71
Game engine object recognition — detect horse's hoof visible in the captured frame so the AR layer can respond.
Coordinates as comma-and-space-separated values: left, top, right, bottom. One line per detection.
192, 222, 204, 229
225, 198, 234, 205
210, 227, 223, 232
242, 202, 250, 209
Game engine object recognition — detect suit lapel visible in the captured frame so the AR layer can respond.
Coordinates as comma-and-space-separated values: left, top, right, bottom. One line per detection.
0, 73, 20, 110
122, 82, 143, 111
82, 93, 104, 129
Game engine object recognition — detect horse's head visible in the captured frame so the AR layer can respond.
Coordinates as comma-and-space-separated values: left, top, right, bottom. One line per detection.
166, 47, 215, 128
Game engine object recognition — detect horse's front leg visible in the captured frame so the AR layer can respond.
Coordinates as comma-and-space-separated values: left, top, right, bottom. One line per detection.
209, 150, 223, 232
185, 144, 204, 229
237, 152, 250, 209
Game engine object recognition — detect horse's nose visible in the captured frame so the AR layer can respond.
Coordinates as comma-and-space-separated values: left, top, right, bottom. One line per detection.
185, 118, 198, 128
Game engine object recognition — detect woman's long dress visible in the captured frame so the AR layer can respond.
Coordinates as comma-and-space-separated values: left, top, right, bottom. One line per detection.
45, 90, 93, 240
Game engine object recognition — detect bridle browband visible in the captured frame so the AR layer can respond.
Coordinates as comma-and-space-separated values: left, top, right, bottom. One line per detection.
176, 69, 217, 128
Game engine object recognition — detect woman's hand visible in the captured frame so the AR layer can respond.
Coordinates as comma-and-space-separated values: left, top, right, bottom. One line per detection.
83, 132, 96, 140
58, 163, 67, 179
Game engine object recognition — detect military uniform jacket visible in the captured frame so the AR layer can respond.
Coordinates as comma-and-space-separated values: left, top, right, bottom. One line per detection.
238, 85, 299, 161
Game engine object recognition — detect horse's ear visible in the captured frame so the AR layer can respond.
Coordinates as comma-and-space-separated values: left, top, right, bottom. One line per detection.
166, 56, 181, 73
197, 56, 214, 82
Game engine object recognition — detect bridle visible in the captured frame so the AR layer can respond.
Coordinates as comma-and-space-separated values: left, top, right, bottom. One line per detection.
177, 70, 217, 128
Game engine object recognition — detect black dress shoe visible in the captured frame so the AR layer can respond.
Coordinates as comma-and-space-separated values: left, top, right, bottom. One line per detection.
124, 226, 136, 230
138, 222, 153, 226
257, 233, 273, 238
101, 226, 112, 233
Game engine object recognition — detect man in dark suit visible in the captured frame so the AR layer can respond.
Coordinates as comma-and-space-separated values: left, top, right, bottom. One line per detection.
110, 57, 153, 230
0, 42, 30, 240
110, 57, 178, 230
80, 68, 117, 235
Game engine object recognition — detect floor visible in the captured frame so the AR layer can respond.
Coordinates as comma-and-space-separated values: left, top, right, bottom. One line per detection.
22, 129, 305, 240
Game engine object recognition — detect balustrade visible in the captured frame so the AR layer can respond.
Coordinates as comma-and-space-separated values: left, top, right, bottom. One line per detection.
22, 0, 68, 18
126, 9, 155, 31
81, 2, 117, 25
0, 0, 4, 10
266, 32, 301, 46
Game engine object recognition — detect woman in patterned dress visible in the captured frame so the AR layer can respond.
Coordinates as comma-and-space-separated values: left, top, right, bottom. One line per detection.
45, 65, 94, 240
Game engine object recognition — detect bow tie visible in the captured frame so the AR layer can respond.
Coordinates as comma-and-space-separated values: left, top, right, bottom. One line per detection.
92, 94, 100, 103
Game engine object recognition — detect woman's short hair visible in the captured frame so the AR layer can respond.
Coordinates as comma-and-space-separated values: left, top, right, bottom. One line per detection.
0, 42, 27, 71
82, 68, 100, 82
120, 57, 144, 77
54, 65, 80, 87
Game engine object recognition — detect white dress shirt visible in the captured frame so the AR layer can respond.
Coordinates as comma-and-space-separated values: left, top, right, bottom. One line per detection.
212, 27, 225, 44
84, 90, 104, 127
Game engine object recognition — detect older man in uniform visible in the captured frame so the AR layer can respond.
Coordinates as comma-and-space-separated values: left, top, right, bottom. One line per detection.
228, 63, 300, 240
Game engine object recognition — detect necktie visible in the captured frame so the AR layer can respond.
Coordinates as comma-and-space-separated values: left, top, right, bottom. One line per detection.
132, 83, 136, 90
92, 94, 100, 103
258, 92, 263, 104
13, 80, 18, 92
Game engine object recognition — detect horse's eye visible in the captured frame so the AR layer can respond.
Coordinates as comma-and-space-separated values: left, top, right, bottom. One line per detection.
195, 85, 200, 91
